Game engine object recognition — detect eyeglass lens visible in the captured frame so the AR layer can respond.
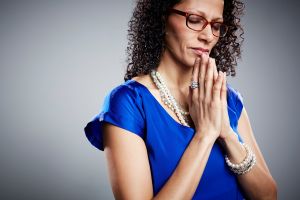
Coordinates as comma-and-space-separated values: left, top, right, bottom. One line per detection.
187, 14, 227, 37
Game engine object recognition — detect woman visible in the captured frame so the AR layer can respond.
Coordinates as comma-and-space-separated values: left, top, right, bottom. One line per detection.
85, 0, 277, 199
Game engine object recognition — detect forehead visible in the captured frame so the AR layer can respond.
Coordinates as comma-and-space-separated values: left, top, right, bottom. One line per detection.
175, 0, 224, 20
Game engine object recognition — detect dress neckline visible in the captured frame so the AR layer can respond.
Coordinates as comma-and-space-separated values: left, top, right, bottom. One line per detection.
129, 79, 194, 131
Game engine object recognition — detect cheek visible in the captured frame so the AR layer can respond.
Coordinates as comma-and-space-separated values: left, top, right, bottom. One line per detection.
165, 32, 198, 67
212, 38, 219, 48
166, 18, 189, 48
209, 39, 220, 58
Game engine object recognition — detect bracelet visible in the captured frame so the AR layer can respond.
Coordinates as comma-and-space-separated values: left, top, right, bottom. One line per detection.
225, 143, 256, 175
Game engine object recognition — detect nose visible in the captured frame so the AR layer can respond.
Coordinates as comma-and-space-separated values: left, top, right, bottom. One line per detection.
197, 24, 214, 43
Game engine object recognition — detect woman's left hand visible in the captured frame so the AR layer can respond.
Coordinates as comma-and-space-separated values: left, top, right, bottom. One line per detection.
212, 61, 233, 140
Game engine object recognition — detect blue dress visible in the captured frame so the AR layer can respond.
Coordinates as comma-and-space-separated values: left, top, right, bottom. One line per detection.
84, 79, 245, 199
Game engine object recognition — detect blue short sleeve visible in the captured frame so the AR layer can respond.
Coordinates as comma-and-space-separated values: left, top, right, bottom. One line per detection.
227, 84, 244, 121
84, 84, 146, 151
235, 90, 244, 121
227, 84, 244, 142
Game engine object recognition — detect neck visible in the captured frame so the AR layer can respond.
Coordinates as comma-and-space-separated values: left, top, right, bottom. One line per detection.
156, 50, 193, 92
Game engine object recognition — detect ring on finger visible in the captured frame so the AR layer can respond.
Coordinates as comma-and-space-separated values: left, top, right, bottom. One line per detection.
190, 80, 200, 89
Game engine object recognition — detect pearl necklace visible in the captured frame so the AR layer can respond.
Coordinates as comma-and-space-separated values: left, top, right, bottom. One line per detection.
150, 70, 190, 127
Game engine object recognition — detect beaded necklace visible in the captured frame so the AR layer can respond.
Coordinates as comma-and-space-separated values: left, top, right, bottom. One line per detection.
150, 70, 190, 127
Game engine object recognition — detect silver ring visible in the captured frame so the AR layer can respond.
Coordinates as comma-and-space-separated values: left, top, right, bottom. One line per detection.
190, 81, 199, 89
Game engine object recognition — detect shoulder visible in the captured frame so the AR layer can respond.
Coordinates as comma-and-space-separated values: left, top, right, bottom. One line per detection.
101, 79, 147, 119
105, 79, 143, 105
226, 83, 244, 120
107, 74, 154, 97
227, 83, 244, 105
132, 74, 157, 91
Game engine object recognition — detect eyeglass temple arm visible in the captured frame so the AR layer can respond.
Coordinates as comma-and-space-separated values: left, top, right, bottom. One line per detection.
168, 8, 188, 17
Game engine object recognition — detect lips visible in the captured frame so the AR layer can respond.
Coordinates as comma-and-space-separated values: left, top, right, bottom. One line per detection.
190, 47, 209, 56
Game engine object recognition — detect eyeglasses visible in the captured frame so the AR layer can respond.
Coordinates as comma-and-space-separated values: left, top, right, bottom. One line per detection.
169, 8, 229, 38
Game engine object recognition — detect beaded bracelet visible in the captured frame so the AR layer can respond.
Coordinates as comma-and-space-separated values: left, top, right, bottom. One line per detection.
225, 143, 256, 175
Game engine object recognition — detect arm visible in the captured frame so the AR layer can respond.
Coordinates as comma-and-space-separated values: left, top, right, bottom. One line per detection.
219, 108, 277, 200
102, 122, 216, 200
102, 54, 225, 199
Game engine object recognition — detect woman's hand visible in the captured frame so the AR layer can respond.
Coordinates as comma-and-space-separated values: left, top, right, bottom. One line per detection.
212, 65, 233, 140
188, 53, 225, 141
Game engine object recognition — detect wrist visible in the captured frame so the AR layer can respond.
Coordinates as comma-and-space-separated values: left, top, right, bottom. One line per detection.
219, 129, 239, 147
219, 129, 239, 150
218, 131, 247, 163
225, 143, 257, 175
193, 131, 217, 145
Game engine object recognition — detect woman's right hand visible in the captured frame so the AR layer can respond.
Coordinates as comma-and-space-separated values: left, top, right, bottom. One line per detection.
188, 53, 226, 142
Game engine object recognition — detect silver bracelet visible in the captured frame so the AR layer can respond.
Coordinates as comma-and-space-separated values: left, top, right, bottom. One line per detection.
225, 143, 256, 175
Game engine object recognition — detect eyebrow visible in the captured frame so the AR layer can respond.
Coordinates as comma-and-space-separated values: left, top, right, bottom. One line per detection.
188, 9, 223, 21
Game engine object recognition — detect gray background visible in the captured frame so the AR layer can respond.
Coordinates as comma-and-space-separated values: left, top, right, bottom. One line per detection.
0, 0, 299, 199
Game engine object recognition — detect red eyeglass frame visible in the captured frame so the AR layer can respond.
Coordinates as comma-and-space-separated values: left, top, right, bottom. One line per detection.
168, 8, 229, 37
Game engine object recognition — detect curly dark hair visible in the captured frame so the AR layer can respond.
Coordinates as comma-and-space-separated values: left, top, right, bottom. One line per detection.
124, 0, 245, 81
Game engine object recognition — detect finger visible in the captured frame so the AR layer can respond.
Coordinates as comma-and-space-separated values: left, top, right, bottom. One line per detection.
212, 71, 224, 102
212, 59, 218, 82
199, 53, 207, 101
190, 57, 200, 103
220, 72, 227, 104
191, 57, 200, 83
204, 58, 214, 103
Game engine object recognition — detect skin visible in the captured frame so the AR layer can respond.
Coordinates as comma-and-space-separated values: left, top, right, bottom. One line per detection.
102, 0, 278, 199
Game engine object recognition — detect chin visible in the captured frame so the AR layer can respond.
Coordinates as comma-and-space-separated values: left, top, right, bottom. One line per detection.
181, 58, 196, 69
173, 51, 198, 69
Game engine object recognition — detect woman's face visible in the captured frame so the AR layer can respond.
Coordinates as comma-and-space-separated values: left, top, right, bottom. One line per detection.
164, 0, 224, 67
